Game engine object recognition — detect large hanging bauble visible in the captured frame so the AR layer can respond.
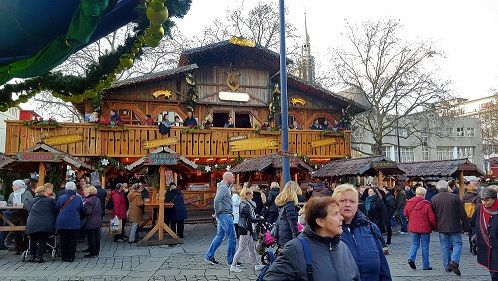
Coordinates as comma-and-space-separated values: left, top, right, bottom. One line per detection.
119, 55, 134, 68
146, 3, 169, 26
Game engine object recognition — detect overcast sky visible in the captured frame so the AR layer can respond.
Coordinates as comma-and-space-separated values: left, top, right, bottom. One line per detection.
176, 0, 498, 100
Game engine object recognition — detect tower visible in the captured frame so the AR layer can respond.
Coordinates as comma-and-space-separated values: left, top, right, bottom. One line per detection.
296, 12, 316, 84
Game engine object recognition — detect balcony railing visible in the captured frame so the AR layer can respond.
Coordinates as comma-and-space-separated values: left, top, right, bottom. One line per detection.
5, 121, 351, 159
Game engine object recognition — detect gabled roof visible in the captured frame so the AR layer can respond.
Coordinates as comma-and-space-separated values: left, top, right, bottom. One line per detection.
285, 75, 370, 113
108, 64, 198, 90
0, 142, 94, 171
126, 146, 197, 173
178, 40, 290, 70
337, 87, 372, 110
312, 156, 403, 178
230, 153, 313, 173
398, 159, 484, 178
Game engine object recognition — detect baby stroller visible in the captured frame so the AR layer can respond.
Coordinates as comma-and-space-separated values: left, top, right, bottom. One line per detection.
255, 221, 279, 265
21, 233, 59, 261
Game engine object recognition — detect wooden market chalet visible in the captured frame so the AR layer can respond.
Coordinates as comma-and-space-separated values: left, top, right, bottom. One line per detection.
3, 38, 368, 209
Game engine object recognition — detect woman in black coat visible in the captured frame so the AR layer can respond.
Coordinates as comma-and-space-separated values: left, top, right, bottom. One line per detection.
25, 185, 56, 263
166, 183, 187, 238
472, 187, 498, 280
83, 185, 103, 257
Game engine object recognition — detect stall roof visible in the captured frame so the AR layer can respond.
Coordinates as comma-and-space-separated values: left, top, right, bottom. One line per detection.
230, 153, 313, 173
312, 156, 403, 178
398, 159, 484, 178
0, 142, 94, 171
126, 146, 197, 173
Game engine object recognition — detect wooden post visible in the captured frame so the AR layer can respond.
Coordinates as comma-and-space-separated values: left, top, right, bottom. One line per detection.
294, 173, 298, 182
173, 172, 178, 185
100, 174, 106, 189
38, 162, 46, 186
158, 165, 166, 240
377, 170, 384, 189
459, 170, 465, 199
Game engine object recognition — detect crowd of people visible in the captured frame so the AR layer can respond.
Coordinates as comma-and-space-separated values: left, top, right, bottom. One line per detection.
203, 172, 498, 281
1, 172, 189, 263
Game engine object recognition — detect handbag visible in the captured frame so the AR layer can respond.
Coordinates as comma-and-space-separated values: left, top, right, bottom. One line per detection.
109, 215, 122, 235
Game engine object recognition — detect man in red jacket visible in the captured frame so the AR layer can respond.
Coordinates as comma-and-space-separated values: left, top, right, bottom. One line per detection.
404, 187, 437, 270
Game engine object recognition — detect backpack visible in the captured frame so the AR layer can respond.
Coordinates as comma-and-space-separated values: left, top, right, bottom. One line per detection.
464, 202, 476, 219
256, 236, 313, 281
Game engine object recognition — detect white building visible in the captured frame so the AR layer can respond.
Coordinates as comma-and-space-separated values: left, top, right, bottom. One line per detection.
0, 107, 20, 153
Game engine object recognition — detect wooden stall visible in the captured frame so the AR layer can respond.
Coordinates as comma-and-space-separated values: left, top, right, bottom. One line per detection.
312, 156, 404, 187
230, 153, 313, 187
398, 159, 485, 198
0, 142, 93, 185
126, 146, 197, 244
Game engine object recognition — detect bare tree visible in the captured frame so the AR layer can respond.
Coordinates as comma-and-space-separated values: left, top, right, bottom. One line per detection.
332, 19, 452, 156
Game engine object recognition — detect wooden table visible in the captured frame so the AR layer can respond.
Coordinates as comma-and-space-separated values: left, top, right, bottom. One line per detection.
141, 202, 180, 241
0, 206, 26, 232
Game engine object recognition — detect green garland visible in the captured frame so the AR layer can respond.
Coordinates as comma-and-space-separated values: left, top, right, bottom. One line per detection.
268, 83, 280, 122
196, 156, 245, 172
22, 118, 62, 128
185, 72, 198, 112
0, 0, 191, 112
94, 156, 123, 174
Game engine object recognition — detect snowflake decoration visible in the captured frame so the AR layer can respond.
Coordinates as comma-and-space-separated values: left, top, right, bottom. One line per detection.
101, 159, 110, 166
214, 164, 219, 168
205, 165, 212, 172
226, 165, 231, 171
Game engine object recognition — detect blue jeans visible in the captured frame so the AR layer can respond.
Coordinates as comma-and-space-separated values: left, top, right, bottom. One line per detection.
205, 214, 236, 264
398, 208, 407, 232
408, 233, 431, 269
439, 232, 462, 268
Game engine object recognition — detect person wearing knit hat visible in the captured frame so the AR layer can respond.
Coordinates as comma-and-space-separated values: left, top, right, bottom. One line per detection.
6, 179, 33, 254
25, 184, 56, 262
431, 180, 469, 275
473, 187, 498, 280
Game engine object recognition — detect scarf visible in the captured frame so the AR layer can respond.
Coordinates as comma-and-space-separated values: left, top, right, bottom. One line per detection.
12, 188, 26, 204
365, 194, 377, 214
479, 199, 498, 247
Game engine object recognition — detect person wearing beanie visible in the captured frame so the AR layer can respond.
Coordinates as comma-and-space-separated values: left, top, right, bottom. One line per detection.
55, 181, 83, 262
6, 179, 33, 254
431, 180, 469, 275
472, 187, 498, 280
25, 185, 56, 262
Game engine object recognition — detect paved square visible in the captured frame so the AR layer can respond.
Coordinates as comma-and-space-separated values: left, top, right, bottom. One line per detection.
0, 224, 491, 280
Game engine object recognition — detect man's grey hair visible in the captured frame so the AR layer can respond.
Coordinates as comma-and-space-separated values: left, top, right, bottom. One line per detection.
65, 181, 77, 191
436, 180, 448, 191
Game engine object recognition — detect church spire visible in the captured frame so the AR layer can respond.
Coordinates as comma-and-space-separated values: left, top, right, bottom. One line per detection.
296, 12, 315, 84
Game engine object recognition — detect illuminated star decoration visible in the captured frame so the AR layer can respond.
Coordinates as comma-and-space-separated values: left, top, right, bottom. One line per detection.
205, 165, 212, 172
101, 159, 110, 166
214, 164, 219, 168
226, 165, 231, 171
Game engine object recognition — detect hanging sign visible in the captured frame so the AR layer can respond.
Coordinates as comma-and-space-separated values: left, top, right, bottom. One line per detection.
228, 135, 248, 142
16, 152, 61, 162
146, 153, 178, 165
43, 134, 83, 146
311, 138, 336, 148
229, 137, 278, 152
143, 137, 179, 150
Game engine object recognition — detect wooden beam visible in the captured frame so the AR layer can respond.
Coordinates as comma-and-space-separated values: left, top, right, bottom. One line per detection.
377, 170, 384, 189
38, 162, 46, 186
158, 165, 166, 241
459, 170, 465, 199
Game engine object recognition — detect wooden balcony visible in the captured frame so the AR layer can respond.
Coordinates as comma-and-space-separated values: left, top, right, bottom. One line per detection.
5, 121, 351, 160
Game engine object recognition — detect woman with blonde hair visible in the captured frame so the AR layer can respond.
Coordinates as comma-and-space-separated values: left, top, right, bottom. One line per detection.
274, 181, 301, 246
82, 185, 103, 257
230, 186, 264, 272
231, 184, 242, 239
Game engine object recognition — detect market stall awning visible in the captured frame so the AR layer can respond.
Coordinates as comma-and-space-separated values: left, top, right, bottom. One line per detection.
312, 156, 403, 178
230, 153, 313, 174
398, 159, 485, 178
126, 147, 198, 173
0, 142, 94, 171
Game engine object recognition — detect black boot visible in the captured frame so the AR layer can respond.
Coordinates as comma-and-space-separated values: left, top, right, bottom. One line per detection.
35, 256, 45, 263
28, 255, 36, 262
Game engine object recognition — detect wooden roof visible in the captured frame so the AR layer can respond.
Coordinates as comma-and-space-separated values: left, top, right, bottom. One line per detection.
312, 156, 403, 178
398, 159, 485, 178
230, 153, 313, 173
0, 142, 94, 171
126, 146, 198, 173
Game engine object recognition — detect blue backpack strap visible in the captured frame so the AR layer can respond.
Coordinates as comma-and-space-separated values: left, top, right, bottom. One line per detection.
298, 236, 313, 281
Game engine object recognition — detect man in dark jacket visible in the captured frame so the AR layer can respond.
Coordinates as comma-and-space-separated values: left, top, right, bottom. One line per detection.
431, 180, 469, 275
265, 182, 280, 224
25, 185, 56, 262
395, 185, 408, 234
166, 183, 188, 238
93, 181, 107, 218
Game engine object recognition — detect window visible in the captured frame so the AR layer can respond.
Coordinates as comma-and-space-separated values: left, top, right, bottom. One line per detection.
399, 147, 415, 162
382, 146, 392, 160
212, 112, 229, 127
456, 127, 464, 137
235, 113, 252, 128
398, 127, 409, 138
422, 145, 429, 161
421, 131, 429, 161
437, 147, 454, 160
467, 128, 475, 137
457, 147, 474, 162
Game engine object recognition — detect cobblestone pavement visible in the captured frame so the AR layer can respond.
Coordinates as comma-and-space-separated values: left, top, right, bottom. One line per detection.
0, 224, 491, 281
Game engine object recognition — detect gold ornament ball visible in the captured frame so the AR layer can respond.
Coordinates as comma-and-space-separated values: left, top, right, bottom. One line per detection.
146, 4, 169, 26
119, 55, 134, 68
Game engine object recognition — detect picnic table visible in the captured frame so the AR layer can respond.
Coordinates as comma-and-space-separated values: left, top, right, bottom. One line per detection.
0, 206, 26, 232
